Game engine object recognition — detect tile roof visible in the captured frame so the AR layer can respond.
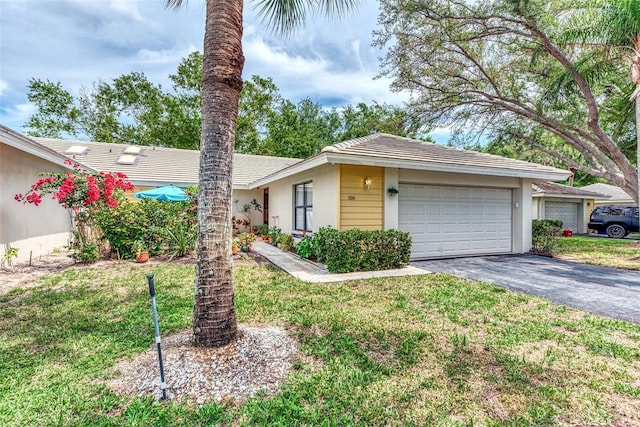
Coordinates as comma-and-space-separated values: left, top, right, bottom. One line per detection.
580, 183, 636, 204
532, 181, 609, 199
33, 137, 301, 188
242, 133, 568, 186
320, 134, 569, 178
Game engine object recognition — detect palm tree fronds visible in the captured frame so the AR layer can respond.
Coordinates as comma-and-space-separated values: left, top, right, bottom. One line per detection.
253, 0, 359, 36
164, 0, 187, 10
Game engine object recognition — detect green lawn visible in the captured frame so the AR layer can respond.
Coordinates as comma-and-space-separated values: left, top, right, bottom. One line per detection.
1, 262, 639, 426
555, 235, 640, 270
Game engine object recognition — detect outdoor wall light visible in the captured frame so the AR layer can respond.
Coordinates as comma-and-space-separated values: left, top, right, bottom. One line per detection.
364, 177, 372, 190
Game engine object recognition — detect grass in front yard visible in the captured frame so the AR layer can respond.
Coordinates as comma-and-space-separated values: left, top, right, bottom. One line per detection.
555, 236, 640, 270
1, 262, 639, 426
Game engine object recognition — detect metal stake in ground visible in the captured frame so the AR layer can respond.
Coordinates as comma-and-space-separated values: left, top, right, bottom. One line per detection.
147, 273, 167, 400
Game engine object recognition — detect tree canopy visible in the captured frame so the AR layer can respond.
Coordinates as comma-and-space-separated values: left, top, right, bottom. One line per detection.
375, 0, 638, 200
25, 51, 421, 158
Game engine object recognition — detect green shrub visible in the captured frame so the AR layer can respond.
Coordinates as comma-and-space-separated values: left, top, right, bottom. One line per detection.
97, 198, 196, 259
76, 243, 99, 263
238, 232, 255, 250
268, 226, 283, 246
314, 227, 412, 273
295, 235, 318, 259
279, 234, 294, 252
531, 219, 563, 256
164, 222, 197, 259
256, 223, 269, 236
96, 200, 148, 259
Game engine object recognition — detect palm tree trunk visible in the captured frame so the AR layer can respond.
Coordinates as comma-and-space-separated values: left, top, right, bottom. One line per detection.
636, 97, 640, 207
633, 36, 640, 207
192, 0, 244, 347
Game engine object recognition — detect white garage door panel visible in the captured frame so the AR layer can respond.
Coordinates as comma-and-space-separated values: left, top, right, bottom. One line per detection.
399, 184, 512, 258
544, 202, 578, 232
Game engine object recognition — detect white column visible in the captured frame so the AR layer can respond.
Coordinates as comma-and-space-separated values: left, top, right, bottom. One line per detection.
384, 168, 399, 230
512, 179, 533, 253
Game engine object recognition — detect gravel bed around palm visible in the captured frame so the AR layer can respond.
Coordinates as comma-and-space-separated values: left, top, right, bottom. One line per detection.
107, 325, 299, 405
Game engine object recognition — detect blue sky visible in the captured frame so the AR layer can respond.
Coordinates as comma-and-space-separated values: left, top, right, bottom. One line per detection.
0, 0, 452, 143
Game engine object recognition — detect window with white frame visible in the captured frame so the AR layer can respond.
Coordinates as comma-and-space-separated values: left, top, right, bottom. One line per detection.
294, 182, 313, 232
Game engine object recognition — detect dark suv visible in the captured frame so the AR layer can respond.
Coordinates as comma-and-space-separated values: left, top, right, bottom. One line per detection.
588, 205, 639, 238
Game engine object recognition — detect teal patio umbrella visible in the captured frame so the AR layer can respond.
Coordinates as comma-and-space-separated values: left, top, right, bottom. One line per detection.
134, 185, 188, 202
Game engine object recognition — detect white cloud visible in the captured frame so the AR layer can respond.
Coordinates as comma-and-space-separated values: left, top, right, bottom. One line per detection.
0, 80, 9, 96
135, 46, 196, 65
0, 0, 410, 132
108, 0, 145, 22
0, 103, 37, 132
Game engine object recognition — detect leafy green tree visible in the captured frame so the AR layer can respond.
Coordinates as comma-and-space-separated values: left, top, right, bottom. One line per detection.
375, 0, 638, 201
25, 80, 82, 138
25, 52, 421, 159
261, 98, 340, 158
26, 70, 201, 149
558, 0, 640, 205
337, 102, 420, 141
165, 0, 360, 347
235, 75, 283, 154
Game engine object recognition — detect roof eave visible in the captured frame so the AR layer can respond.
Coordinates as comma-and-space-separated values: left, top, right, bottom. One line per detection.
127, 179, 197, 188
248, 154, 328, 188
533, 193, 608, 200
1, 125, 79, 171
248, 152, 570, 187
324, 153, 571, 181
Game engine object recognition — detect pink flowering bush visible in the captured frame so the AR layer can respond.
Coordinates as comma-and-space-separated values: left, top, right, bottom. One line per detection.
15, 160, 134, 262
15, 160, 133, 210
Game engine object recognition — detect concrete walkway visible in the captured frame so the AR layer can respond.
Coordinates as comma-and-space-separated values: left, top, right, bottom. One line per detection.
251, 241, 429, 283
413, 255, 640, 324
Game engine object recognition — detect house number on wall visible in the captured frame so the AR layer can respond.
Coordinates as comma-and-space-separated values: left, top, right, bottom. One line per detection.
348, 196, 356, 201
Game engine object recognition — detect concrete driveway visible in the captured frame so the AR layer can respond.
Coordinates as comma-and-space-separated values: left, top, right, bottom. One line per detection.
412, 255, 640, 324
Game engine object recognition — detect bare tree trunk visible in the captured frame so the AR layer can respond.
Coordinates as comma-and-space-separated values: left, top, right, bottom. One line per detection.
192, 0, 244, 347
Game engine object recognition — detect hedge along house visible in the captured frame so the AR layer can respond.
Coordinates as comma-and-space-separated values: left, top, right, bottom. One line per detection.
33, 137, 301, 232
249, 134, 571, 260
0, 125, 76, 263
531, 181, 609, 234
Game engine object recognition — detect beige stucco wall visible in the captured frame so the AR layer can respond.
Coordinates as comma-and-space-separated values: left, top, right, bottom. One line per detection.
395, 169, 531, 254
232, 189, 264, 232
1, 143, 72, 263
260, 164, 339, 233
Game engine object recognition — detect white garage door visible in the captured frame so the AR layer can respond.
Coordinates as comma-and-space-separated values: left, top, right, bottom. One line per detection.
544, 201, 578, 232
399, 184, 512, 259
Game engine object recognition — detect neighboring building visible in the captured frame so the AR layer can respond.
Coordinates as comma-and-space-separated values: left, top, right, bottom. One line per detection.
250, 134, 569, 259
0, 126, 74, 263
33, 137, 301, 230
580, 183, 636, 207
531, 181, 609, 233
25, 132, 573, 261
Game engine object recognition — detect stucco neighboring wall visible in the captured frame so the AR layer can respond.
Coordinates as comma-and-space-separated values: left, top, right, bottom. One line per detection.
1, 143, 72, 263
262, 164, 339, 233
232, 189, 264, 232
532, 197, 589, 234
